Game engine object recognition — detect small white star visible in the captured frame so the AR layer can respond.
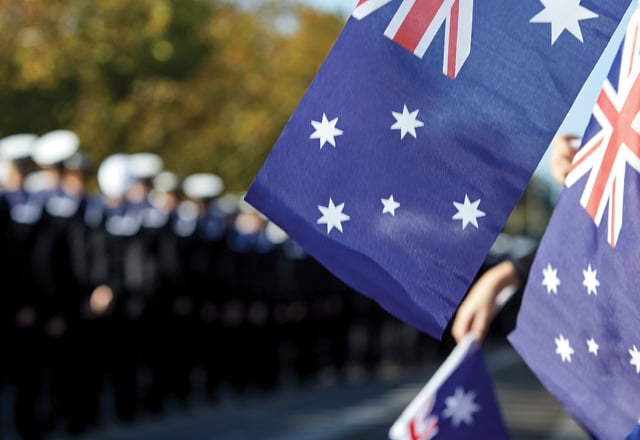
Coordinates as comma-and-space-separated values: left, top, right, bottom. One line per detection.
555, 334, 574, 363
310, 113, 343, 149
630, 345, 640, 374
381, 195, 400, 216
442, 387, 480, 428
582, 264, 600, 296
452, 195, 486, 230
317, 198, 350, 234
542, 263, 561, 295
391, 104, 424, 139
586, 338, 599, 356
530, 0, 598, 45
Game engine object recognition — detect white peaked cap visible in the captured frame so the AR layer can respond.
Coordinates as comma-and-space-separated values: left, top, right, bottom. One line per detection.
214, 193, 240, 215
32, 130, 80, 166
153, 170, 181, 192
98, 154, 130, 199
0, 133, 37, 161
182, 173, 224, 200
127, 152, 164, 180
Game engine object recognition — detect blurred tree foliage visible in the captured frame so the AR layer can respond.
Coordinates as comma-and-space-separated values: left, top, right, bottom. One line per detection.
0, 0, 344, 190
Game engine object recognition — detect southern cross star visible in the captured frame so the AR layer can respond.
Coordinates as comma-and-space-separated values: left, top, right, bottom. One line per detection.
530, 0, 598, 45
630, 345, 640, 374
310, 113, 343, 149
317, 198, 350, 234
586, 338, 599, 356
452, 195, 486, 230
542, 263, 561, 295
381, 195, 400, 216
391, 104, 424, 140
555, 334, 574, 363
582, 265, 600, 296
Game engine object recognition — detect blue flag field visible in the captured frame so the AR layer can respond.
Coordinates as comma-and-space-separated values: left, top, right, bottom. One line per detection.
246, 0, 632, 338
509, 6, 640, 439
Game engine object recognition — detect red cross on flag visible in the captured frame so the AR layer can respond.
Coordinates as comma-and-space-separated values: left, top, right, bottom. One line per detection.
353, 0, 473, 79
565, 9, 640, 248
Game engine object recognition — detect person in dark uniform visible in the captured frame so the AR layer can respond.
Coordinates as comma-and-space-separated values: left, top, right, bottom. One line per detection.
258, 221, 297, 389
141, 170, 188, 412
29, 130, 89, 435
267, 226, 307, 384
0, 133, 47, 440
57, 150, 104, 433
224, 197, 267, 393
0, 156, 8, 399
114, 152, 164, 420
92, 153, 141, 422
243, 217, 283, 391
179, 173, 227, 400
0, 158, 8, 394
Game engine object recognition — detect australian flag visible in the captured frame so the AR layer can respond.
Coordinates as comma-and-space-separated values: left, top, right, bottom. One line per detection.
509, 6, 640, 439
389, 335, 509, 440
245, 0, 631, 338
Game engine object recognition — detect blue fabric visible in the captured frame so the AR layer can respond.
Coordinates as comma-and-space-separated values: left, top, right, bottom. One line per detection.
246, 1, 631, 338
389, 337, 509, 439
509, 9, 640, 439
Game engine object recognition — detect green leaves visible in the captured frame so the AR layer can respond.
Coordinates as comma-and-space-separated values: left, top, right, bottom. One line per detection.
0, 0, 343, 191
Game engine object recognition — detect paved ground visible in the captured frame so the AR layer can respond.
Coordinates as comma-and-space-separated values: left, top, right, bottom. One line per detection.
44, 340, 587, 440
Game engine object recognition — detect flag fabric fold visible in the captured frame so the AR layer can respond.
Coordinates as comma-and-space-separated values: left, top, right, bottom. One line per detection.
388, 334, 510, 440
509, 7, 640, 439
246, 0, 631, 338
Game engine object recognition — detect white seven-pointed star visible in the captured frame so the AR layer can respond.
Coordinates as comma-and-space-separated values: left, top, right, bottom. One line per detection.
452, 195, 486, 230
555, 334, 574, 363
381, 195, 400, 216
530, 0, 598, 45
442, 387, 480, 428
630, 345, 640, 374
587, 338, 599, 356
542, 263, 561, 295
391, 105, 424, 139
582, 265, 600, 296
310, 113, 343, 149
317, 198, 350, 234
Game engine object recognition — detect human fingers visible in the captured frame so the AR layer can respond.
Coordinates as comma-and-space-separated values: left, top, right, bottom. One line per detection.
451, 300, 475, 343
551, 135, 579, 184
469, 305, 492, 342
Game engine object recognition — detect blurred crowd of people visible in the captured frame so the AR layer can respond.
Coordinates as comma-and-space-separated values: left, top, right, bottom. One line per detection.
0, 131, 437, 439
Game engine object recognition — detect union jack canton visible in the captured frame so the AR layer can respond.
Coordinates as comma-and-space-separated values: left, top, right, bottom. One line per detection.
565, 7, 640, 247
353, 0, 473, 79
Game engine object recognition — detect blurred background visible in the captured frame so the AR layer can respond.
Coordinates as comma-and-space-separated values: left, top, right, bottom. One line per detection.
0, 1, 589, 439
